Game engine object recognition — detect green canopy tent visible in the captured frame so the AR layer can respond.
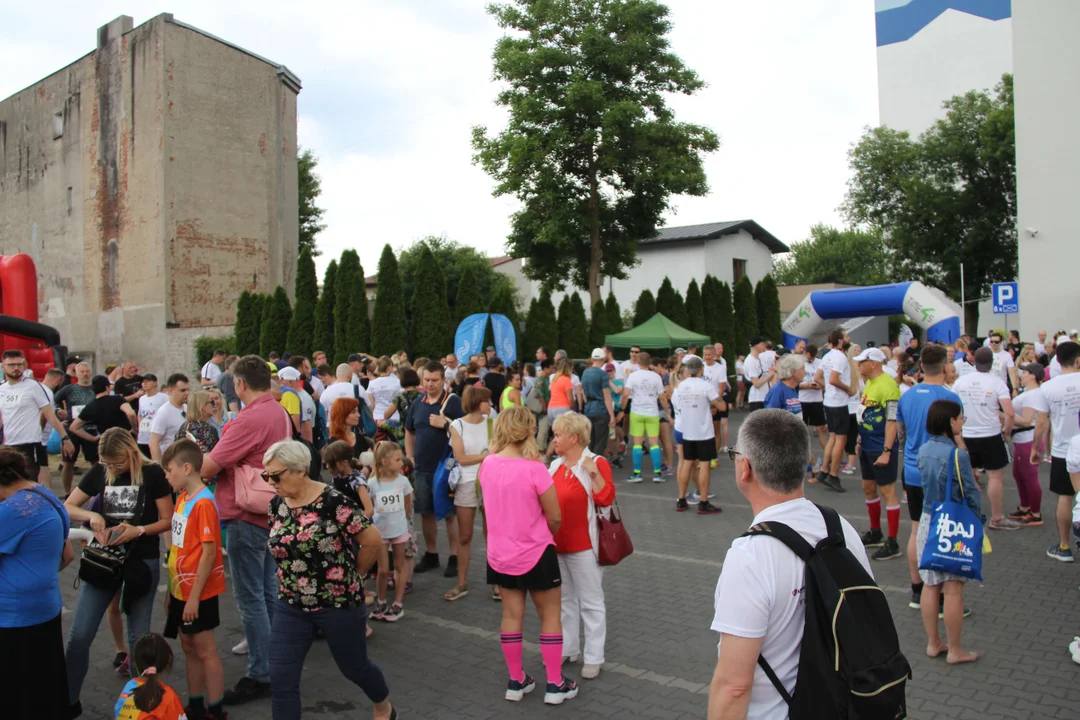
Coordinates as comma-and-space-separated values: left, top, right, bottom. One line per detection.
604, 313, 710, 355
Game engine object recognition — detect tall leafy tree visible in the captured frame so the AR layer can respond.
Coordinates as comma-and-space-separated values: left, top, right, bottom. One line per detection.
755, 274, 783, 345
700, 275, 721, 342
371, 245, 407, 356
260, 286, 292, 358
672, 290, 687, 328
732, 277, 756, 355
605, 291, 622, 334
842, 74, 1015, 332
333, 250, 361, 361
298, 148, 326, 257
684, 279, 704, 335
312, 260, 337, 365
346, 273, 371, 356
454, 265, 487, 326
286, 245, 318, 357
523, 297, 541, 359
234, 290, 260, 357
772, 225, 892, 287
472, 0, 719, 307
633, 289, 656, 327
410, 244, 451, 359
566, 293, 589, 358
556, 295, 574, 355
655, 277, 678, 320
589, 298, 609, 349
530, 289, 559, 354
717, 281, 736, 370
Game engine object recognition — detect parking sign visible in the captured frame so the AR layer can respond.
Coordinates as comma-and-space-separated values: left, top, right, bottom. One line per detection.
992, 282, 1018, 315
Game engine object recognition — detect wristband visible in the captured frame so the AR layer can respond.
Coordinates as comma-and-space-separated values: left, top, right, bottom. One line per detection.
137, 526, 146, 537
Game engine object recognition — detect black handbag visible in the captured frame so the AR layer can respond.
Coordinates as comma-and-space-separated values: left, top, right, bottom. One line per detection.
77, 485, 146, 591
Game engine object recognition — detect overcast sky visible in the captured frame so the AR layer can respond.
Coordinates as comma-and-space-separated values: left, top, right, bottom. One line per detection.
2, 1, 880, 277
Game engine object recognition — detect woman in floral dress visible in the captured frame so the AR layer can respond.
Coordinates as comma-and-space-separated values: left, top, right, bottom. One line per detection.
263, 440, 397, 720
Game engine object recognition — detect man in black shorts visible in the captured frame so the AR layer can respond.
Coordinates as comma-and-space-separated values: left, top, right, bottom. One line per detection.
672, 357, 725, 514
819, 329, 853, 493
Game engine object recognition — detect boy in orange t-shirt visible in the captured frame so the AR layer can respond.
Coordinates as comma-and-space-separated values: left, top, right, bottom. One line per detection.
162, 439, 227, 720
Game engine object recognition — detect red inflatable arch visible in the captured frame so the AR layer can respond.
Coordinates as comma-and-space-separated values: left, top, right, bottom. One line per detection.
0, 254, 66, 379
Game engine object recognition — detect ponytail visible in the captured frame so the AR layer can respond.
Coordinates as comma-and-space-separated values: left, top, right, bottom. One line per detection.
131, 634, 172, 712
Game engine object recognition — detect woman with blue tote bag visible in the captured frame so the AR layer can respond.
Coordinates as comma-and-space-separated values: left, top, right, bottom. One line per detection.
916, 399, 984, 665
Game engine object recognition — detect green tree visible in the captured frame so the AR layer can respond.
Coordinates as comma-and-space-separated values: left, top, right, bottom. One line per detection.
250, 293, 266, 345
633, 289, 656, 327
410, 244, 451, 358
286, 245, 318, 357
755, 275, 782, 344
772, 225, 892, 287
260, 286, 292, 358
346, 272, 371, 356
684, 279, 704, 335
557, 295, 573, 355
717, 281, 736, 370
485, 282, 521, 360
656, 277, 677, 320
605, 291, 622, 334
333, 250, 360, 361
298, 148, 326, 257
732, 276, 756, 355
842, 74, 1015, 333
454, 265, 487, 327
672, 290, 687, 328
529, 289, 559, 354
566, 293, 590, 358
312, 260, 337, 365
700, 276, 719, 340
370, 245, 407, 356
589, 298, 608, 349
233, 290, 260, 357
472, 0, 719, 307
523, 297, 540, 359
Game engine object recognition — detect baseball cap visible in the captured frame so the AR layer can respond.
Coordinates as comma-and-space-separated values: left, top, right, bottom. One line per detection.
486, 345, 496, 352
974, 346, 994, 371
142, 373, 158, 383
853, 348, 887, 363
603, 363, 615, 372
347, 353, 362, 363
674, 347, 687, 355
590, 348, 606, 361
278, 366, 302, 381
1019, 362, 1045, 382
749, 335, 765, 347
91, 375, 113, 393
1071, 329, 1079, 337
776, 347, 792, 357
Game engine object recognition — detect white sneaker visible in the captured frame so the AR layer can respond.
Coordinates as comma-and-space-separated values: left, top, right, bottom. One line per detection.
1069, 636, 1080, 659
231, 639, 249, 655
581, 663, 601, 679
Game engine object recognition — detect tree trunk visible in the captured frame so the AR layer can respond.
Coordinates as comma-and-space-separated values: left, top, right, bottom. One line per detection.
587, 159, 602, 308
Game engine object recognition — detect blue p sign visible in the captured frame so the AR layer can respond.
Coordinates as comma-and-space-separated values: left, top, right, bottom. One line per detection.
992, 282, 1018, 315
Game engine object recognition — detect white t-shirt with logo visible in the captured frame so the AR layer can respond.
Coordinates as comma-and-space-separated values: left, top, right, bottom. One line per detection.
150, 402, 186, 453
951, 371, 1010, 439
298, 388, 316, 427
1028, 373, 1080, 457
0, 380, 50, 446
798, 357, 824, 403
821, 349, 851, 408
368, 375, 403, 422
711, 498, 872, 720
954, 358, 975, 379
702, 362, 725, 396
137, 392, 169, 445
991, 350, 1014, 384
200, 360, 222, 384
673, 377, 719, 442
743, 354, 768, 403
625, 369, 664, 418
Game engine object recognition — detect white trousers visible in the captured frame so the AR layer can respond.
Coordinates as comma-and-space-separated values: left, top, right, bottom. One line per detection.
557, 550, 606, 665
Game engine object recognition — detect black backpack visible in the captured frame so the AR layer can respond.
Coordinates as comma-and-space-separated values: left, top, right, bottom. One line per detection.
742, 503, 911, 720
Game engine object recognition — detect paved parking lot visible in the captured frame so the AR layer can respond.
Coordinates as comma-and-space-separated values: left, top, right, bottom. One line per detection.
65, 412, 1080, 719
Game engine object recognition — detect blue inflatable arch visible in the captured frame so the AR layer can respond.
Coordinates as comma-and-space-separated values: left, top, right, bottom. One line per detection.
781, 282, 961, 349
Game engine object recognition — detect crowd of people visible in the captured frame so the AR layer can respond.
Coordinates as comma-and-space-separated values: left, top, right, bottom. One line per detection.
0, 322, 1076, 718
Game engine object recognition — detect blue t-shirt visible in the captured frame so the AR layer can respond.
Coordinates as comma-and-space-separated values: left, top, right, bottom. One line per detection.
764, 382, 802, 418
581, 367, 610, 417
0, 487, 69, 627
896, 383, 962, 487
404, 391, 465, 473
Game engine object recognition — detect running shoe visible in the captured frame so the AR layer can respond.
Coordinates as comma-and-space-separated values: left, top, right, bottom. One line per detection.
709, 459, 717, 469
1069, 637, 1080, 666
651, 475, 666, 483
676, 498, 690, 512
860, 529, 884, 548
988, 517, 1022, 531
1019, 513, 1044, 527
627, 473, 643, 483
382, 603, 405, 622
371, 600, 388, 621
937, 598, 972, 619
686, 492, 700, 504
610, 456, 623, 468
1047, 545, 1075, 563
505, 674, 536, 702
544, 678, 579, 705
697, 501, 722, 515
231, 639, 248, 655
908, 589, 921, 609
1007, 507, 1030, 520
871, 538, 902, 561
820, 475, 846, 493
660, 464, 673, 477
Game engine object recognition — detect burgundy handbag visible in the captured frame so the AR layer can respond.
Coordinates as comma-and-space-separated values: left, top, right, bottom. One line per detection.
596, 500, 633, 566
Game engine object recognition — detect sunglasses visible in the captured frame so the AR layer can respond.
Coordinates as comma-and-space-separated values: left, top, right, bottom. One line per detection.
261, 469, 289, 484
727, 448, 742, 462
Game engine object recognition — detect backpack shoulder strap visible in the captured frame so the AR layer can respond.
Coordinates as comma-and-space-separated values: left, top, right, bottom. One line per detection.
741, 520, 814, 562
756, 656, 793, 706
815, 503, 847, 548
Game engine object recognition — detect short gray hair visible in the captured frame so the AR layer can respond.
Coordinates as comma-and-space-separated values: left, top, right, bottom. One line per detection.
263, 440, 312, 475
776, 354, 805, 380
683, 356, 704, 376
735, 409, 808, 494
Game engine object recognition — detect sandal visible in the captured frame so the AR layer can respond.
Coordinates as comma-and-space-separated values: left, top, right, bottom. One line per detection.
492, 586, 502, 602
444, 585, 469, 601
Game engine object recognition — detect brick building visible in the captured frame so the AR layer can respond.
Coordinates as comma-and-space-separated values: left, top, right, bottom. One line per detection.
0, 14, 300, 376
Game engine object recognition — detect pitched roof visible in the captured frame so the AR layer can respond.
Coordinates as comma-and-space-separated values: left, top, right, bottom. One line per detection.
642, 220, 788, 253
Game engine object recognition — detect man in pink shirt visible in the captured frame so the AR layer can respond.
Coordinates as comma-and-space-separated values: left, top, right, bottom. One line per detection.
202, 355, 291, 705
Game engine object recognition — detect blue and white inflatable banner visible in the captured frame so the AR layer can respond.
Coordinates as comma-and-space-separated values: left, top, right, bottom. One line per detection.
454, 313, 489, 365
490, 313, 517, 368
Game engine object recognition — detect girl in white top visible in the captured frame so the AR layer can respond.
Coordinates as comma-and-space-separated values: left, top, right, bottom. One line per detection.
445, 384, 493, 601
367, 358, 404, 422
368, 441, 413, 621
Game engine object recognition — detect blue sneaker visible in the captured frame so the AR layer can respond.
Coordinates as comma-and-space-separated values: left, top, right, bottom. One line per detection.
687, 491, 701, 504
627, 473, 643, 483
505, 674, 535, 702
1047, 545, 1075, 563
544, 678, 579, 705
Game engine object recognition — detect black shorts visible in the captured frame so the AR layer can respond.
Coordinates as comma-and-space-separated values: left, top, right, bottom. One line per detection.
825, 406, 850, 435
802, 402, 826, 427
712, 408, 729, 420
487, 544, 561, 592
845, 417, 859, 455
164, 594, 220, 638
860, 449, 898, 486
682, 439, 718, 462
64, 434, 99, 464
11, 444, 40, 479
903, 483, 924, 522
1050, 456, 1075, 496
963, 435, 1009, 472
748, 401, 765, 413
35, 444, 48, 469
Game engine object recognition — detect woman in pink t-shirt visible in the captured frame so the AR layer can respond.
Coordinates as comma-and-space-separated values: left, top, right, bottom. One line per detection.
479, 407, 578, 706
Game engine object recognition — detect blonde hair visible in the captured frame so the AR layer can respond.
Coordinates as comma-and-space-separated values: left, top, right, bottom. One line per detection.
1018, 343, 1036, 364
207, 388, 226, 423
552, 411, 591, 448
555, 359, 573, 379
491, 406, 541, 460
374, 440, 402, 479
188, 390, 215, 423
98, 427, 154, 487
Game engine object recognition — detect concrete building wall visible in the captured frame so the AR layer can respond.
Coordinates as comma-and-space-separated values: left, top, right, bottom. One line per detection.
702, 229, 775, 288
1013, 0, 1080, 339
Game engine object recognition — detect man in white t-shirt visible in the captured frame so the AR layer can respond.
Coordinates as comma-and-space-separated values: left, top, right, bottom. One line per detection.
200, 349, 225, 388
619, 351, 669, 482
1035, 330, 1048, 360
136, 374, 169, 456
759, 342, 777, 385
986, 331, 1018, 395
0, 350, 72, 478
709, 408, 871, 719
673, 356, 725, 514
952, 347, 1017, 530
703, 345, 729, 454
149, 373, 190, 462
742, 336, 775, 413
321, 363, 360, 418
367, 358, 403, 422
799, 344, 828, 466
1030, 341, 1080, 560
818, 329, 853, 493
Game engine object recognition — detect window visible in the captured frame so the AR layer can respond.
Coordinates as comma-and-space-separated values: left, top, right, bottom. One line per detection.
52, 112, 64, 139
733, 258, 747, 284
107, 239, 119, 293
66, 187, 73, 215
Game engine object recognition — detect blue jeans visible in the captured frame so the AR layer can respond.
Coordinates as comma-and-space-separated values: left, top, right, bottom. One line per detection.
225, 519, 277, 683
270, 600, 389, 719
65, 557, 160, 704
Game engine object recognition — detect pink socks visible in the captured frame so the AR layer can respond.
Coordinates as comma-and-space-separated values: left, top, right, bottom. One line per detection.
500, 632, 524, 682
539, 633, 564, 685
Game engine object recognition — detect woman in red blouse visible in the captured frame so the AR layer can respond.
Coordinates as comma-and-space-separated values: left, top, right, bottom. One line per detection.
548, 412, 616, 681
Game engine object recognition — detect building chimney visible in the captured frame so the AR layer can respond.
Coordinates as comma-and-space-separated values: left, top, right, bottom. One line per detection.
97, 16, 134, 49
